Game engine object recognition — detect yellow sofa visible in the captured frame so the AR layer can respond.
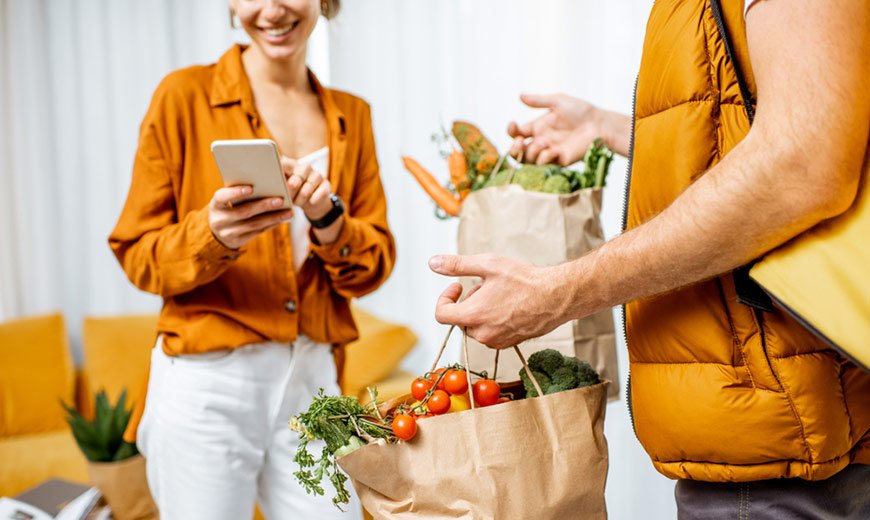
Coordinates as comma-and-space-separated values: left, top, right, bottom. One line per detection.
0, 314, 89, 495
0, 308, 417, 518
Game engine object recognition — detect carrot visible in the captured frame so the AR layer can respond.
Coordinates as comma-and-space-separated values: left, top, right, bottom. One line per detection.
452, 121, 499, 173
402, 156, 461, 217
448, 150, 470, 200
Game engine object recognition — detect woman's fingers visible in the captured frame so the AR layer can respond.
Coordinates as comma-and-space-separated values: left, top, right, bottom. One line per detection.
212, 185, 253, 210
293, 173, 323, 206
228, 208, 293, 236
307, 182, 331, 210
214, 196, 285, 224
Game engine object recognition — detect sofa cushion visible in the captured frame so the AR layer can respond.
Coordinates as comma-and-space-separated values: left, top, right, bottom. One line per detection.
0, 313, 74, 436
0, 428, 89, 497
78, 314, 158, 417
343, 308, 417, 398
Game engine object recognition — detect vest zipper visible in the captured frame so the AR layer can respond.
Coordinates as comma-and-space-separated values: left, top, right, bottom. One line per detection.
622, 76, 640, 440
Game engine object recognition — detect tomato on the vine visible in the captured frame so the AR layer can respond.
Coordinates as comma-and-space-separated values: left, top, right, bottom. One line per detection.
472, 379, 501, 407
411, 378, 434, 401
392, 414, 417, 441
432, 368, 448, 391
444, 369, 469, 395
427, 389, 451, 414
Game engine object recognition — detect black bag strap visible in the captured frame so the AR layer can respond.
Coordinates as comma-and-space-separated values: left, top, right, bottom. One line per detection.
710, 0, 756, 122
709, 0, 774, 312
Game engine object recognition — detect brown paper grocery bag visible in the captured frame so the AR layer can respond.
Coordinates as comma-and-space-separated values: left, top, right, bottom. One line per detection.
338, 342, 609, 520
88, 454, 158, 520
458, 185, 618, 399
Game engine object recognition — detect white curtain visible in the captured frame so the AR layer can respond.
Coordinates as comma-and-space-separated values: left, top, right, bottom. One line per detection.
1, 0, 676, 516
329, 1, 675, 518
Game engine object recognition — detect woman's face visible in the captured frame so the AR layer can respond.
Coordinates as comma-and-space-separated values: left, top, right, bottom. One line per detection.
231, 0, 320, 61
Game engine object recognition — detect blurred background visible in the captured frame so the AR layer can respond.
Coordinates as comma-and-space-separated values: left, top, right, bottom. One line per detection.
0, 0, 674, 517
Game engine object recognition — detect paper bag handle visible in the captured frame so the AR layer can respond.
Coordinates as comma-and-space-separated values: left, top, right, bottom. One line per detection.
429, 325, 545, 410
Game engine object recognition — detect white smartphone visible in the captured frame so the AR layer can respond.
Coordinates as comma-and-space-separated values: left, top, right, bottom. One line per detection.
210, 139, 292, 209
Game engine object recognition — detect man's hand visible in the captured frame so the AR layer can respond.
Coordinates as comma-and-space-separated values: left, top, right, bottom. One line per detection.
430, 254, 569, 349
507, 93, 631, 165
209, 186, 293, 250
432, 0, 868, 346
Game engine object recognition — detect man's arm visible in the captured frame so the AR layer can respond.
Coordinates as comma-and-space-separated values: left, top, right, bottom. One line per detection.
432, 0, 869, 348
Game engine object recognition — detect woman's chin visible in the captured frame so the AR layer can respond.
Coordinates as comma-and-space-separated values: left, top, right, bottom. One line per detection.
254, 41, 304, 62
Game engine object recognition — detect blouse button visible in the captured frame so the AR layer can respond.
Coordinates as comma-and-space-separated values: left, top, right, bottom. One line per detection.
284, 300, 297, 313
340, 245, 350, 258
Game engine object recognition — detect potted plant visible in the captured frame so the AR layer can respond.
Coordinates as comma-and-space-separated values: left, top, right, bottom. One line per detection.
63, 389, 157, 520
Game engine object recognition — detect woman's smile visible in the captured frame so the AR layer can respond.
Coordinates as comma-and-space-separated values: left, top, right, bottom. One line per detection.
257, 20, 300, 44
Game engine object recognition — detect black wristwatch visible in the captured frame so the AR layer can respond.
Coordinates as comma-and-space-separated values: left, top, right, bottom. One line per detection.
307, 194, 345, 229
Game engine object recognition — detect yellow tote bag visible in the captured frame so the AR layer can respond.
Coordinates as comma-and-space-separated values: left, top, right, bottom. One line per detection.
712, 0, 870, 370
750, 155, 870, 370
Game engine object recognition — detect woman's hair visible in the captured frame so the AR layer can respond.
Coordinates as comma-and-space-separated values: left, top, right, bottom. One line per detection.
322, 0, 341, 20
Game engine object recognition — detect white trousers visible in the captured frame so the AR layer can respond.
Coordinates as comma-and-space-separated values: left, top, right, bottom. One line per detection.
137, 336, 362, 520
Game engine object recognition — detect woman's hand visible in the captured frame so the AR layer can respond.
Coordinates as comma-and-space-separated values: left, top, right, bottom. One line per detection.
282, 157, 344, 244
209, 186, 293, 250
508, 93, 631, 165
281, 157, 334, 220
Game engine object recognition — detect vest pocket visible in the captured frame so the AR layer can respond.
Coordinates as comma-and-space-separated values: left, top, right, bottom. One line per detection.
719, 274, 783, 392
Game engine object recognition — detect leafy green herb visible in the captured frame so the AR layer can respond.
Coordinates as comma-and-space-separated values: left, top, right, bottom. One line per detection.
290, 389, 394, 510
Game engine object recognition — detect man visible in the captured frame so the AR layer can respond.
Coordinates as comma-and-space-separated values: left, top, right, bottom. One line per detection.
431, 0, 869, 517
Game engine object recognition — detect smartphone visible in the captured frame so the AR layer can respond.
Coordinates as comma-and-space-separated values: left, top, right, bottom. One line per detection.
210, 139, 292, 209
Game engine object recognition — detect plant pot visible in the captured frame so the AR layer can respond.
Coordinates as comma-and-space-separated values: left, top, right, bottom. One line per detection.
88, 454, 158, 520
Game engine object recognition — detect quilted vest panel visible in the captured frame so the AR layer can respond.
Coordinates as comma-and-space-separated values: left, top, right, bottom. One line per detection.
625, 0, 870, 481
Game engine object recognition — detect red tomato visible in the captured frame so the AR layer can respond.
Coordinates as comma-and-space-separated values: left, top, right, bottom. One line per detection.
427, 389, 451, 414
472, 379, 501, 407
444, 369, 469, 395
432, 368, 448, 391
392, 414, 417, 441
411, 378, 434, 401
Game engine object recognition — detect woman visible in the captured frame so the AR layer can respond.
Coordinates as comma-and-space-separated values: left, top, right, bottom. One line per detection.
108, 1, 394, 518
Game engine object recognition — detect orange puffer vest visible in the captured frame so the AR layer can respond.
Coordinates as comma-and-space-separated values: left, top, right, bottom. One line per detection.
625, 0, 870, 482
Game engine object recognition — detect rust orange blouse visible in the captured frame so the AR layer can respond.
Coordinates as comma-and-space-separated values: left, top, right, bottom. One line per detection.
109, 44, 395, 356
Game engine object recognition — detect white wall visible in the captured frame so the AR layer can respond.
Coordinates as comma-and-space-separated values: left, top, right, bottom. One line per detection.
328, 1, 676, 518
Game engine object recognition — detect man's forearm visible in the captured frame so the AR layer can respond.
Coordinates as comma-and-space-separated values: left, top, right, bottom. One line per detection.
598, 110, 632, 158
554, 130, 860, 321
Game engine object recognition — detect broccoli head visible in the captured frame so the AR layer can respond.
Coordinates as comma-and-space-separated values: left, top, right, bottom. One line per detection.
527, 349, 565, 376
512, 165, 548, 192
563, 356, 600, 387
520, 349, 600, 396
543, 174, 572, 194
519, 369, 551, 398
550, 366, 579, 389
483, 169, 512, 188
